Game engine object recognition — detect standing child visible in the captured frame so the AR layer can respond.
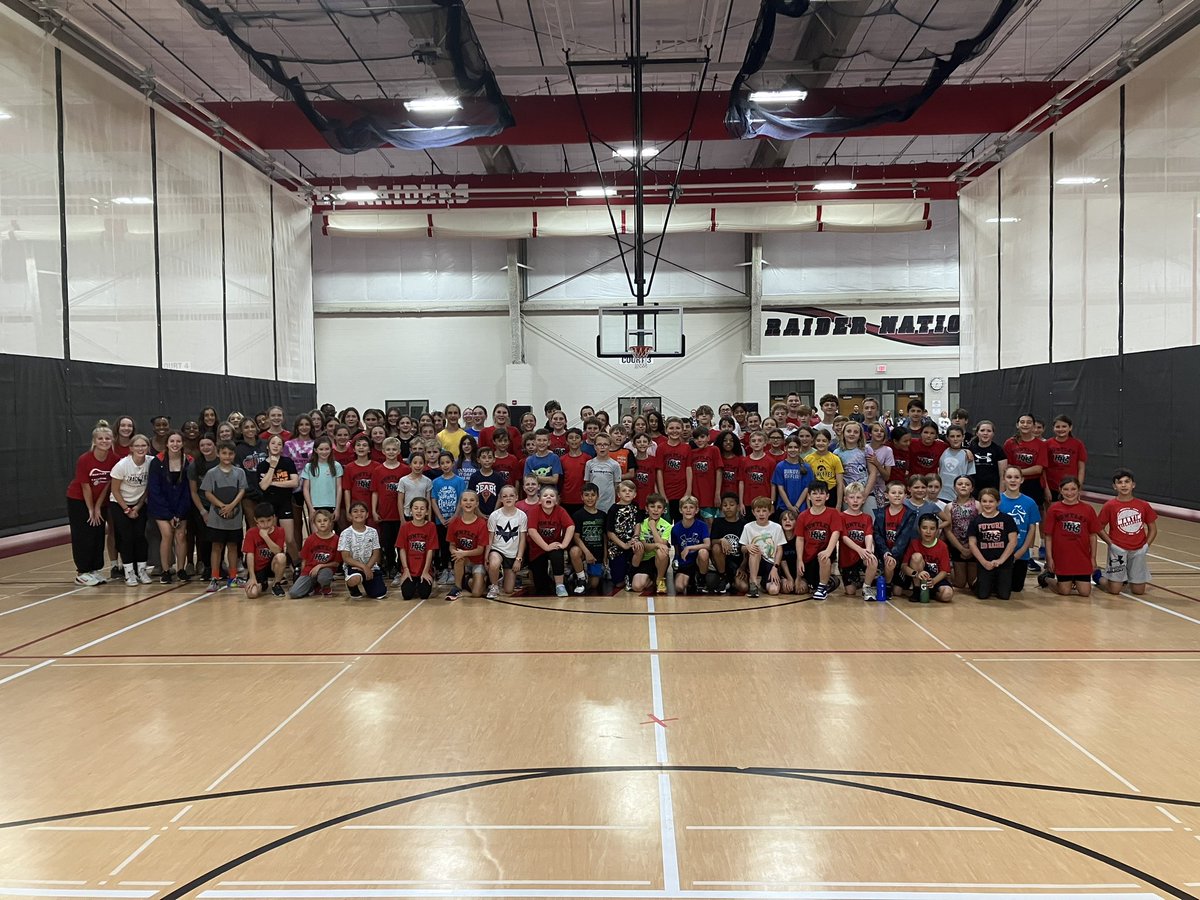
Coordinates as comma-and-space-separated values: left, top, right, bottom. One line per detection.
999, 465, 1042, 593
1004, 414, 1049, 509
658, 417, 693, 522
605, 480, 643, 593
873, 481, 917, 597
431, 451, 467, 584
517, 474, 541, 519
902, 514, 955, 603
1045, 415, 1088, 504
526, 487, 576, 597
338, 500, 387, 599
687, 427, 721, 523
559, 428, 590, 516
838, 483, 878, 600
584, 433, 623, 513
343, 439, 379, 523
796, 483, 842, 600
967, 488, 1018, 600
866, 423, 895, 514
1042, 477, 1100, 597
715, 432, 744, 514
904, 475, 941, 519
456, 435, 481, 482
940, 475, 979, 589
967, 421, 1007, 494
200, 441, 248, 591
109, 435, 154, 586
834, 422, 874, 509
445, 491, 489, 601
740, 497, 786, 598
148, 432, 193, 584
709, 492, 750, 594
468, 447, 506, 517
1094, 468, 1157, 595
524, 429, 564, 491
397, 452, 434, 521
302, 437, 344, 522
396, 497, 438, 600
631, 433, 661, 510
68, 424, 116, 586
632, 494, 672, 595
569, 483, 608, 595
608, 425, 635, 475
371, 437, 410, 579
909, 423, 948, 479
805, 430, 845, 511
739, 431, 777, 515
292, 509, 340, 598
242, 503, 289, 598
486, 485, 527, 598
490, 429, 524, 487
771, 436, 813, 519
670, 495, 710, 595
937, 426, 976, 502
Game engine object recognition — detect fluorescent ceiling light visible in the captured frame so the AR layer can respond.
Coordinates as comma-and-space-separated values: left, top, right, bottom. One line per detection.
750, 89, 807, 103
577, 187, 617, 198
404, 97, 462, 112
813, 181, 856, 191
1056, 175, 1102, 185
0, 110, 12, 121
388, 124, 469, 133
336, 189, 380, 201
112, 196, 153, 205
614, 146, 659, 159
986, 216, 1021, 224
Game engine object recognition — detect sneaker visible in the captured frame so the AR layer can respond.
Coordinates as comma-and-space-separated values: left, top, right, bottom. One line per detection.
656, 578, 667, 595
160, 571, 172, 585
74, 572, 100, 586
110, 563, 122, 580
348, 584, 362, 598
446, 588, 461, 602
572, 580, 586, 596
137, 566, 152, 585
1092, 568, 1103, 586
747, 583, 760, 598
90, 570, 108, 584
696, 581, 708, 595
124, 569, 139, 587
624, 576, 633, 592
206, 578, 221, 593
1027, 558, 1042, 573
555, 584, 569, 597
319, 585, 333, 597
272, 583, 285, 597
1037, 571, 1054, 589
715, 577, 729, 595
827, 573, 840, 593
486, 584, 500, 600
177, 570, 191, 583
184, 563, 195, 578
863, 585, 874, 602
439, 570, 455, 585
392, 574, 404, 586
813, 582, 829, 601
231, 576, 247, 588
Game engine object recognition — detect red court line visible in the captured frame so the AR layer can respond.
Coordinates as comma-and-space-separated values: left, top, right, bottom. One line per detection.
1146, 583, 1200, 603
0, 585, 183, 656
2, 647, 1199, 660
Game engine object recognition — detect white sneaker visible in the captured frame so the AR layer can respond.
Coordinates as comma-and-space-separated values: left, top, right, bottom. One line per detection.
555, 584, 569, 597
137, 564, 153, 584
74, 572, 100, 586
391, 574, 404, 586
486, 584, 500, 600
91, 570, 108, 584
124, 565, 139, 587
572, 580, 586, 596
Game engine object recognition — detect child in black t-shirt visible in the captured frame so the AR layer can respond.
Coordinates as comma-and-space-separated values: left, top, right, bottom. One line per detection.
967, 487, 1019, 600
605, 479, 642, 592
709, 491, 751, 594
570, 483, 608, 595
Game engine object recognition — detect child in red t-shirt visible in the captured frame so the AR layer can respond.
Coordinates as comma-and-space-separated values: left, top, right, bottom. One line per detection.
1042, 477, 1099, 596
397, 497, 439, 600
526, 487, 576, 597
740, 431, 777, 511
371, 437, 411, 578
445, 491, 490, 601
292, 508, 339, 598
1044, 415, 1088, 503
1096, 468, 1157, 596
559, 429, 591, 515
908, 422, 947, 478
902, 513, 954, 602
688, 426, 721, 522
658, 417, 693, 522
715, 432, 744, 514
242, 502, 288, 598
630, 433, 660, 510
796, 483, 842, 601
839, 483, 878, 600
343, 437, 378, 524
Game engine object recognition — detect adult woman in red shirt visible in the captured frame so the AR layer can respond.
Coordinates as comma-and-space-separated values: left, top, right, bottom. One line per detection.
68, 423, 117, 585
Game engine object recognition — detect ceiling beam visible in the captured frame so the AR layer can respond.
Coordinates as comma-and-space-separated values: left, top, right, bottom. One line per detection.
205, 82, 1070, 152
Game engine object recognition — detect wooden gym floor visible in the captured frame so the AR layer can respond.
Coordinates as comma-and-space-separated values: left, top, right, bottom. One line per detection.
2, 520, 1200, 900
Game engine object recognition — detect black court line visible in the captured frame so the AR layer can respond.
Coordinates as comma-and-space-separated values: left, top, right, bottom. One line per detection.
490, 595, 810, 615
0, 766, 1189, 900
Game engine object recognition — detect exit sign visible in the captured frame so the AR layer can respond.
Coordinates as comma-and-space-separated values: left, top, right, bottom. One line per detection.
876, 364, 887, 373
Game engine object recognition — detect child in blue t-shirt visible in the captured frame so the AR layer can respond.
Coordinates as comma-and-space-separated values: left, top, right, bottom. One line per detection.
431, 451, 467, 585
670, 495, 711, 595
771, 436, 814, 516
999, 464, 1041, 593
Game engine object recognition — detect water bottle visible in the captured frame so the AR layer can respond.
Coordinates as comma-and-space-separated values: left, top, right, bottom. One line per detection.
875, 574, 887, 603
919, 581, 931, 603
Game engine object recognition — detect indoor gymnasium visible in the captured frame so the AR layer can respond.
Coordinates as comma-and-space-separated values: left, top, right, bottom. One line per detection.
2, 0, 1200, 898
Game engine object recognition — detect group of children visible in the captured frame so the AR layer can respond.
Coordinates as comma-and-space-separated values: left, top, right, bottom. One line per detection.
63, 396, 1158, 603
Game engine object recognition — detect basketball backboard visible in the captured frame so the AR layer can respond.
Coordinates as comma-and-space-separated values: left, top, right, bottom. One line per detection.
596, 305, 686, 358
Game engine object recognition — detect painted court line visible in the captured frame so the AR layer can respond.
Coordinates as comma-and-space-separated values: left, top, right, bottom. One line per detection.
685, 825, 1002, 832
194, 890, 1164, 900
0, 892, 157, 899
216, 884, 654, 888
168, 805, 193, 824
691, 885, 1143, 891
1156, 805, 1184, 824
30, 826, 150, 832
646, 597, 681, 896
342, 824, 641, 831
178, 825, 296, 831
1050, 827, 1172, 832
0, 586, 88, 618
1126, 592, 1200, 627
108, 834, 160, 876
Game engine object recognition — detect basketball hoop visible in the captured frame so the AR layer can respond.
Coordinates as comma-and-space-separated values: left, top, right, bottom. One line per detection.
629, 345, 652, 368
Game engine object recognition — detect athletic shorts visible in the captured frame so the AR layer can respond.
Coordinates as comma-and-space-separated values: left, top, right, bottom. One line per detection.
585, 561, 604, 578
802, 557, 822, 588
1105, 544, 1150, 585
839, 561, 866, 585
209, 526, 242, 547
750, 559, 775, 585
490, 551, 516, 570
637, 557, 661, 578
1055, 573, 1092, 582
950, 545, 973, 564
254, 567, 272, 589
270, 500, 294, 521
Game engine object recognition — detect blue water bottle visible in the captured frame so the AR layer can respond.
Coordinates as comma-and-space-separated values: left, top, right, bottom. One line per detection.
874, 574, 887, 603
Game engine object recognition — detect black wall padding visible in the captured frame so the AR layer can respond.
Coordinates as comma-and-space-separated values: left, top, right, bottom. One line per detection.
961, 344, 1199, 507
0, 353, 315, 536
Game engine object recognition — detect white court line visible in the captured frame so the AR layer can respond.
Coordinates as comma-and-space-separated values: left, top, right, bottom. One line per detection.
685, 825, 1002, 832
107, 835, 159, 877
0, 884, 88, 888
168, 805, 193, 823
646, 597, 681, 895
1050, 827, 1172, 832
1125, 592, 1200, 627
1156, 805, 1184, 824
884, 602, 1141, 793
178, 825, 296, 831
116, 886, 175, 889
345, 830, 648, 835
30, 826, 150, 832
195, 889, 1164, 900
0, 892, 157, 899
692, 885, 1143, 891
362, 597, 430, 653
56, 661, 345, 668
217, 884, 654, 888
0, 660, 55, 687
1148, 550, 1200, 571
970, 658, 1200, 662
0, 586, 88, 617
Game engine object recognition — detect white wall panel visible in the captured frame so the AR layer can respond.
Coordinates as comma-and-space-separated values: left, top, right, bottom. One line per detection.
0, 27, 62, 359
998, 135, 1051, 369
274, 190, 315, 383
223, 156, 275, 380
960, 171, 999, 372
313, 230, 505, 308
763, 200, 958, 296
526, 233, 744, 301
1050, 92, 1121, 362
1123, 35, 1200, 355
156, 115, 224, 374
61, 54, 157, 368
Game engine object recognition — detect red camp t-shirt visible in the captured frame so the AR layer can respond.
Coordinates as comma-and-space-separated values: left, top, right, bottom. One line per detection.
372, 462, 410, 521
479, 425, 522, 451
908, 439, 947, 477
260, 429, 293, 443
491, 451, 524, 487
882, 507, 906, 552
740, 454, 776, 505
242, 526, 286, 571
658, 441, 691, 499
1044, 501, 1099, 575
396, 520, 439, 575
903, 538, 952, 578
631, 455, 660, 508
548, 432, 568, 457
67, 451, 116, 501
559, 452, 590, 506
300, 532, 340, 572
1098, 498, 1157, 552
525, 504, 574, 559
890, 446, 911, 483
1044, 437, 1088, 492
445, 515, 489, 558
839, 511, 873, 567
688, 445, 721, 506
798, 506, 843, 562
1004, 437, 1049, 482
332, 443, 356, 467
344, 460, 379, 511
717, 455, 743, 498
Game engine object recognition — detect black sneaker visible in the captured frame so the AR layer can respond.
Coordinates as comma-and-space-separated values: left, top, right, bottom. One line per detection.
1027, 558, 1043, 573
177, 570, 191, 583
348, 584, 362, 598
272, 582, 285, 597
110, 563, 121, 579
160, 571, 172, 585
747, 583, 760, 598
716, 577, 729, 595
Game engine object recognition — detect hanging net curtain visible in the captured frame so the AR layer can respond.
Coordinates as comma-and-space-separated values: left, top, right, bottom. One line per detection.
177, 0, 513, 153
725, 0, 1021, 140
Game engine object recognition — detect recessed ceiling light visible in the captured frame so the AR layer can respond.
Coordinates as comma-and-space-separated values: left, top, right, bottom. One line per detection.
112, 196, 153, 205
403, 97, 462, 113
576, 187, 617, 198
749, 89, 807, 103
1056, 175, 1102, 185
336, 189, 380, 201
614, 146, 659, 159
814, 181, 856, 191
986, 216, 1021, 224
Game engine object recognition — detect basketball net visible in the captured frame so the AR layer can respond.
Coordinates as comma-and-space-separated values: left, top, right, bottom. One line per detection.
629, 345, 652, 368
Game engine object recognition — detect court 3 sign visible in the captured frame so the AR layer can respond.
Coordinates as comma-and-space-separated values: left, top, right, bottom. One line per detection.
764, 305, 960, 352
